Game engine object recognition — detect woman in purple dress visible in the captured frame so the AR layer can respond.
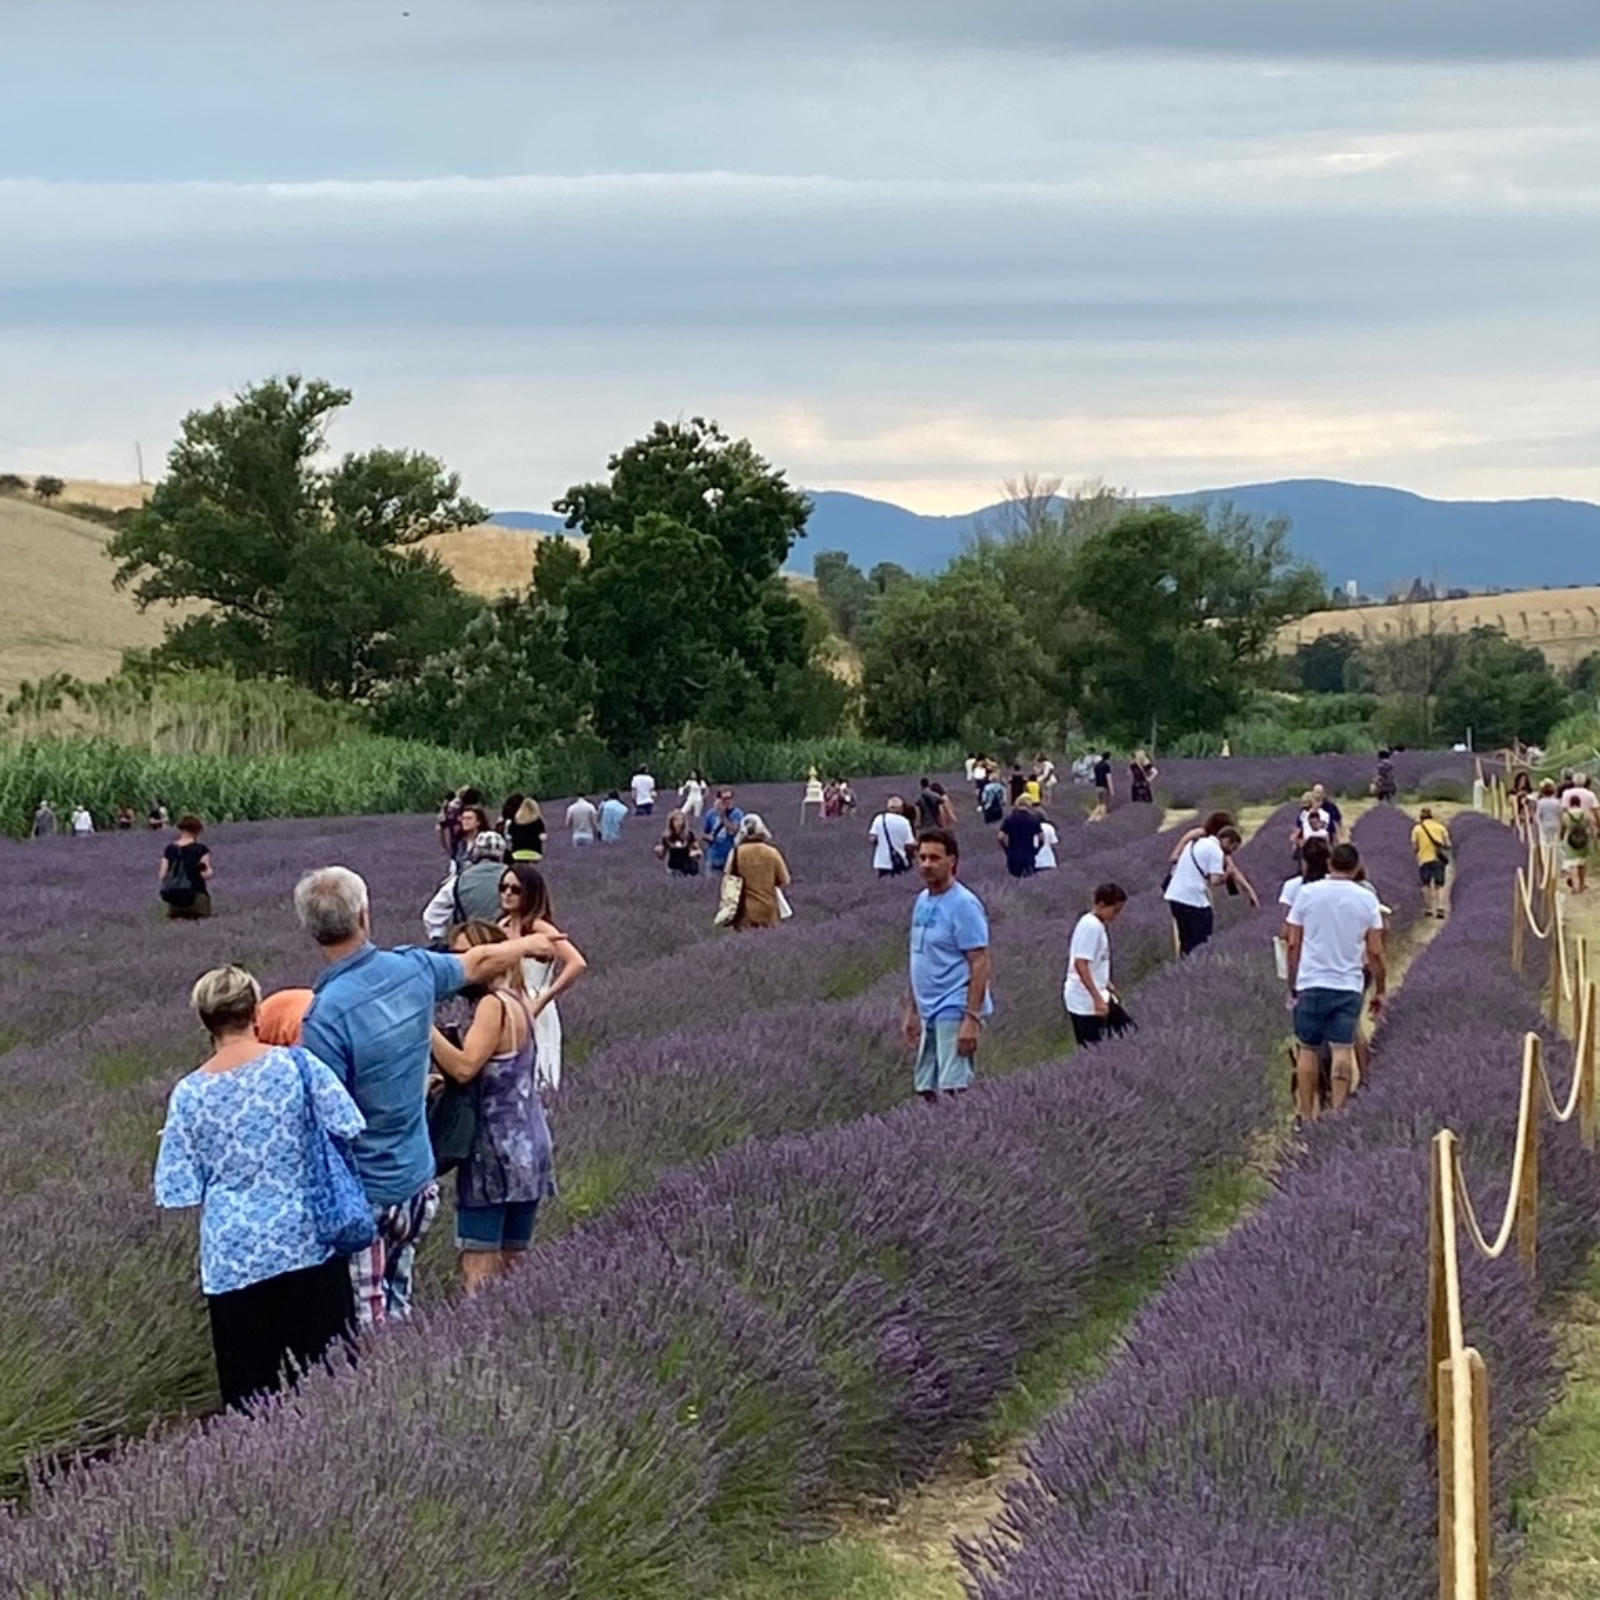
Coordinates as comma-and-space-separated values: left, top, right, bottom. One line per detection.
429, 921, 557, 1295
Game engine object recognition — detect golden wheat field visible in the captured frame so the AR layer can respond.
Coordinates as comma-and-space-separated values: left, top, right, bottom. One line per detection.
1281, 592, 1600, 670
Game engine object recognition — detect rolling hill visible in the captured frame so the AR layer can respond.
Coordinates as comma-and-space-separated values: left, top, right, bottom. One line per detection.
497, 479, 1600, 594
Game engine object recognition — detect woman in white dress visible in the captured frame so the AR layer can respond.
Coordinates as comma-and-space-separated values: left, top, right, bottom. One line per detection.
679, 771, 708, 820
496, 863, 589, 1097
1035, 814, 1060, 870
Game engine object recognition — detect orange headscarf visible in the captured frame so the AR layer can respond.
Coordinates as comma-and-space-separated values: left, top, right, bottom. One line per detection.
255, 988, 314, 1048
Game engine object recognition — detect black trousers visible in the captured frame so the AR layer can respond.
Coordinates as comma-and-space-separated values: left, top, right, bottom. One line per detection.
1169, 901, 1215, 957
207, 1255, 356, 1412
1069, 1012, 1105, 1047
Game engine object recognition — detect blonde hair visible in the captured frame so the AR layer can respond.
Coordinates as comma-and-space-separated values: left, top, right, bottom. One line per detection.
446, 918, 526, 991
191, 966, 262, 1036
515, 797, 542, 825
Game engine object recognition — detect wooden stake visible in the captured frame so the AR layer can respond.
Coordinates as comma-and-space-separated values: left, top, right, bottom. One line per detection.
1468, 1350, 1491, 1600
1438, 1355, 1458, 1600
1511, 874, 1525, 975
1427, 1136, 1451, 1424
1517, 1041, 1541, 1276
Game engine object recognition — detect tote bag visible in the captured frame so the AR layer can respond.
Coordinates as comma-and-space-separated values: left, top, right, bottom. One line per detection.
714, 848, 745, 928
292, 1049, 376, 1256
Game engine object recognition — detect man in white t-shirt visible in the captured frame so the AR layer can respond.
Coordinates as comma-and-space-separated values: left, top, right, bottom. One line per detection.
1064, 883, 1129, 1047
1286, 841, 1386, 1120
566, 795, 599, 846
630, 769, 657, 816
1163, 824, 1251, 955
869, 798, 916, 878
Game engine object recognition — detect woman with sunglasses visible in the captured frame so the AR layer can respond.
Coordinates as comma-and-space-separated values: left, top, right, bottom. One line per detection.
497, 863, 589, 1096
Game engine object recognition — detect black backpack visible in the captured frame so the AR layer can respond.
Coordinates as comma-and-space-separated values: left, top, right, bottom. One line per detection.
159, 847, 199, 907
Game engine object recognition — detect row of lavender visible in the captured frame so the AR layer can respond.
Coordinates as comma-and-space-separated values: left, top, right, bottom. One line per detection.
969, 811, 1576, 1599
0, 805, 1412, 1593
0, 781, 1187, 1487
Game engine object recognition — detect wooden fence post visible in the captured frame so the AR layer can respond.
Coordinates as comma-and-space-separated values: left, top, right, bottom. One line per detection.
1438, 1355, 1457, 1600
1511, 875, 1525, 975
1581, 980, 1597, 1152
1517, 1038, 1541, 1276
1468, 1349, 1491, 1600
1427, 1134, 1453, 1423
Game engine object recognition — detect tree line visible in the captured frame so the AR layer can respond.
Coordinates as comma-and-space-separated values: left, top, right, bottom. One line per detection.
26, 374, 1572, 764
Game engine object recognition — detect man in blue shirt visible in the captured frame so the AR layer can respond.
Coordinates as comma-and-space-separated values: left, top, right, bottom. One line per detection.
704, 788, 745, 873
598, 790, 629, 843
901, 828, 992, 1101
295, 865, 551, 1329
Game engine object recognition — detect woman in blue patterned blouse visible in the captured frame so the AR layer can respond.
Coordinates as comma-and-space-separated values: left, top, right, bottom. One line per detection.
155, 966, 365, 1412
429, 921, 557, 1296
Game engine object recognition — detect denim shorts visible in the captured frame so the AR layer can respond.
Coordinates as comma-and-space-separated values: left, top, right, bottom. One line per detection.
456, 1200, 541, 1254
1418, 861, 1447, 887
1294, 987, 1363, 1049
914, 1019, 975, 1094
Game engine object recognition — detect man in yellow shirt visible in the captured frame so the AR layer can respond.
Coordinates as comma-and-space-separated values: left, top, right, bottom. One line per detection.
1411, 806, 1452, 920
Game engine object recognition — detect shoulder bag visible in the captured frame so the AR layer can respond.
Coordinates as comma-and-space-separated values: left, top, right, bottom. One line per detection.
715, 846, 746, 927
292, 1048, 377, 1255
1423, 822, 1451, 866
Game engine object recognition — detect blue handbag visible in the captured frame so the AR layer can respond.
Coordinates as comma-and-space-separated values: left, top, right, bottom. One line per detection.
292, 1048, 376, 1256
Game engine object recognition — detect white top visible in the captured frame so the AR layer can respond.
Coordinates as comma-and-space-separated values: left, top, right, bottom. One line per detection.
1288, 878, 1385, 994
1536, 795, 1566, 839
1278, 875, 1304, 914
1038, 759, 1056, 788
964, 758, 980, 782
681, 778, 706, 808
567, 798, 598, 836
869, 811, 915, 872
631, 773, 657, 807
1063, 912, 1110, 1016
71, 808, 94, 834
1298, 809, 1331, 842
1568, 786, 1600, 814
1035, 822, 1060, 870
1165, 836, 1225, 908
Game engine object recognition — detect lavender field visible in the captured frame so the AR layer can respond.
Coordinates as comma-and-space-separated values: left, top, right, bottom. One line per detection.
0, 755, 1486, 1594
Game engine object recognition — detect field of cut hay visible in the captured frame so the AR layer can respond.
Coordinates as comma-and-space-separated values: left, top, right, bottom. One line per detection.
1282, 588, 1600, 669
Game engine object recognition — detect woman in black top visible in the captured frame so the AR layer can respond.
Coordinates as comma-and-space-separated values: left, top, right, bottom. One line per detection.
507, 798, 547, 862
1129, 749, 1158, 805
159, 815, 213, 920
655, 811, 702, 876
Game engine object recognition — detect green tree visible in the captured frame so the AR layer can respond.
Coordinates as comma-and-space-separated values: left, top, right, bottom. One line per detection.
813, 550, 876, 643
1434, 627, 1571, 748
530, 537, 584, 608
1291, 630, 1363, 694
556, 419, 820, 751
33, 475, 65, 503
375, 590, 599, 756
108, 376, 482, 700
860, 567, 1047, 745
1067, 504, 1327, 744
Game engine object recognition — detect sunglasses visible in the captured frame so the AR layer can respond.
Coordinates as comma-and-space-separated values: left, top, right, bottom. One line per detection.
499, 880, 523, 895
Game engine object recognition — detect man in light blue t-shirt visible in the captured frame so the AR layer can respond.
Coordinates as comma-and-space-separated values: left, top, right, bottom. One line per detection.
902, 827, 992, 1101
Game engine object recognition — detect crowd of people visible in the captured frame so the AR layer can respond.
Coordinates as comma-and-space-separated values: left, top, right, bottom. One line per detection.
1517, 768, 1598, 893
34, 747, 1490, 1416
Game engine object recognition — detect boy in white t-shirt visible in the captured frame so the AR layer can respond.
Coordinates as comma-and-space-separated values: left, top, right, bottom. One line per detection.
1286, 841, 1386, 1120
630, 770, 657, 816
1064, 883, 1129, 1047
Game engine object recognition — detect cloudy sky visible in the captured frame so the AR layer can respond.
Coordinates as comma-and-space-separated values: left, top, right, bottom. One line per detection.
3, 0, 1598, 513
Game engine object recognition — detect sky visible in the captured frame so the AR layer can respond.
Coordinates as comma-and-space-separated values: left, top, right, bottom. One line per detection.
2, 0, 1598, 515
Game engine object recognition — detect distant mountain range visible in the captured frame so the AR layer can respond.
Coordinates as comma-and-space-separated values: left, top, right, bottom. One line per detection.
491, 478, 1600, 596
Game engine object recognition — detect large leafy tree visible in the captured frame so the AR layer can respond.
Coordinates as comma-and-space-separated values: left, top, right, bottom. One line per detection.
1068, 504, 1327, 744
375, 589, 599, 756
1434, 627, 1570, 748
860, 568, 1049, 745
556, 418, 826, 751
108, 376, 482, 700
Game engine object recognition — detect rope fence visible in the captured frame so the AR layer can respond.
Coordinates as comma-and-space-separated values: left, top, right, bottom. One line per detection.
1426, 766, 1596, 1600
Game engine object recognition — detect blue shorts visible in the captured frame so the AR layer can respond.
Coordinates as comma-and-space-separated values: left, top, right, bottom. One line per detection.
914, 1019, 975, 1094
456, 1200, 541, 1254
1294, 988, 1363, 1049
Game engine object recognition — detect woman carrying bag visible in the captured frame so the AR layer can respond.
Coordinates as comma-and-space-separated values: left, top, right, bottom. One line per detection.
155, 966, 365, 1413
